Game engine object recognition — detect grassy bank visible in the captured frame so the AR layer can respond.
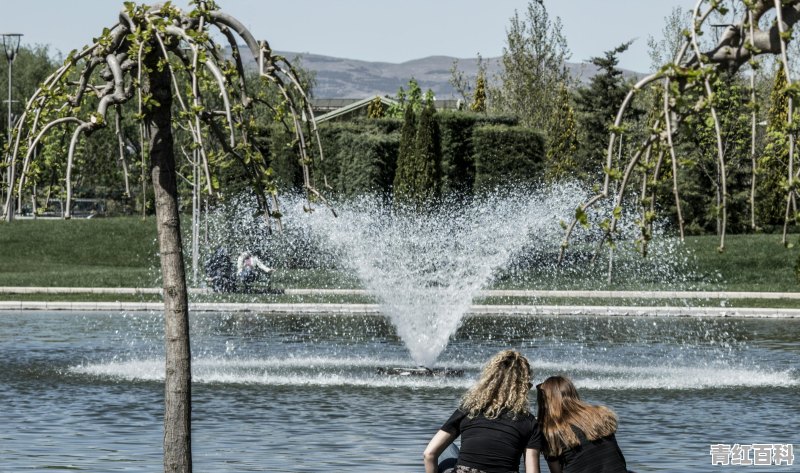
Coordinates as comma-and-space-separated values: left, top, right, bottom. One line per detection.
0, 217, 159, 287
494, 233, 800, 292
682, 234, 800, 291
1, 217, 798, 294
2, 292, 798, 308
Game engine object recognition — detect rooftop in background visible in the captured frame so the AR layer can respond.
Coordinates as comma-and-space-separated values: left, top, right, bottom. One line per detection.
312, 97, 461, 122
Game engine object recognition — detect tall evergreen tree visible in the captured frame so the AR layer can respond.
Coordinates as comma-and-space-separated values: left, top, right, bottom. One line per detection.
414, 100, 442, 201
367, 96, 385, 118
393, 105, 418, 201
544, 84, 579, 182
470, 71, 487, 113
574, 42, 634, 182
757, 63, 791, 227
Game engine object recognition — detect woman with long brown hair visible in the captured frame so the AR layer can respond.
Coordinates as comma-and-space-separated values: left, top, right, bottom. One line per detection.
536, 376, 627, 473
423, 350, 542, 473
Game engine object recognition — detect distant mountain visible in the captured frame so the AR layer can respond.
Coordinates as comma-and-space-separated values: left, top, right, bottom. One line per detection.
235, 48, 643, 99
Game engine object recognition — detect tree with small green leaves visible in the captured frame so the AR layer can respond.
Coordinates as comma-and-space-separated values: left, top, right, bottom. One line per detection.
491, 0, 571, 131
388, 78, 424, 118
560, 0, 800, 267
2, 2, 327, 471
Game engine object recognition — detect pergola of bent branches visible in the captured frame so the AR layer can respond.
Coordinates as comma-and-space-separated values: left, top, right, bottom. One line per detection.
1, 2, 330, 472
3, 0, 329, 225
560, 0, 800, 263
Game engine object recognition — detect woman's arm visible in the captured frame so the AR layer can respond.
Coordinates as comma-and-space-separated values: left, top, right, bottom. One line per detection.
423, 430, 457, 473
252, 256, 273, 273
524, 448, 541, 473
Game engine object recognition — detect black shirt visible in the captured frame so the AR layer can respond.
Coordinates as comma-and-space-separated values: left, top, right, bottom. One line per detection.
547, 428, 627, 473
441, 408, 543, 473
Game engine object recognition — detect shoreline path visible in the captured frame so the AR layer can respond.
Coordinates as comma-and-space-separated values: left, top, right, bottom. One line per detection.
1, 287, 798, 317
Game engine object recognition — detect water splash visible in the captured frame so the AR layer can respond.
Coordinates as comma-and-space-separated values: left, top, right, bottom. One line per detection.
203, 184, 704, 366
68, 355, 798, 390
288, 185, 586, 366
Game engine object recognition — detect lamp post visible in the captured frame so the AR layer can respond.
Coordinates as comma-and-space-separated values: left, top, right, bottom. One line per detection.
2, 33, 22, 221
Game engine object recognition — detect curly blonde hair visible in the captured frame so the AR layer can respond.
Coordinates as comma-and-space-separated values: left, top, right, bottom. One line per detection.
537, 376, 618, 457
460, 350, 532, 419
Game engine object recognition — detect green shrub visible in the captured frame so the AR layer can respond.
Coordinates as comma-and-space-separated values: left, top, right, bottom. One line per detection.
438, 112, 519, 195
473, 125, 545, 192
337, 131, 400, 197
267, 124, 304, 191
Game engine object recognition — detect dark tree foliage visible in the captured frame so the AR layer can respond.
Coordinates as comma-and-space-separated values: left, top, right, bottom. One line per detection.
473, 125, 545, 192
392, 104, 418, 201
678, 74, 753, 235
337, 131, 399, 198
574, 42, 636, 183
0, 45, 58, 148
757, 63, 792, 228
413, 101, 442, 202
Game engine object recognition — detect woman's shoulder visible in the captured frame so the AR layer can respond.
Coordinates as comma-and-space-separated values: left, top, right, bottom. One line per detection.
499, 410, 537, 424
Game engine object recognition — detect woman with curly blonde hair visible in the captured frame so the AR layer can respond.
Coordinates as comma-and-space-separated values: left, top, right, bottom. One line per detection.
423, 350, 543, 473
536, 376, 627, 473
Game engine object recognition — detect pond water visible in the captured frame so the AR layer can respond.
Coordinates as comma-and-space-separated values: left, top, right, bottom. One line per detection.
1, 310, 798, 472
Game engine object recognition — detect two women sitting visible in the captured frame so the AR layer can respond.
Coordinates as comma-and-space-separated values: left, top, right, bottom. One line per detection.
424, 350, 628, 473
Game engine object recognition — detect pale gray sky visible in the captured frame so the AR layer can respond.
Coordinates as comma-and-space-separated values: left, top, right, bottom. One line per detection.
1, 0, 698, 72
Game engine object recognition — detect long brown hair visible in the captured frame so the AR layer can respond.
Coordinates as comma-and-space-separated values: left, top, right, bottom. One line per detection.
536, 376, 617, 457
460, 350, 532, 419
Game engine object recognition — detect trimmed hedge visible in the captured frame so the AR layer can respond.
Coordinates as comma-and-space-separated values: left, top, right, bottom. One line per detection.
267, 124, 304, 191
336, 131, 400, 197
438, 112, 519, 194
472, 125, 545, 192
315, 122, 366, 191
268, 120, 401, 194
266, 115, 542, 199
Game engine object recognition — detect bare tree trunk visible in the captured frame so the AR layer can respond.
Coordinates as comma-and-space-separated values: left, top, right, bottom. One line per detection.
143, 53, 193, 473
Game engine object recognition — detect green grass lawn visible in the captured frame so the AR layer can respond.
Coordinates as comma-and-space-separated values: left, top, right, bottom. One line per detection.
682, 233, 800, 291
492, 233, 800, 292
0, 217, 159, 287
1, 218, 798, 295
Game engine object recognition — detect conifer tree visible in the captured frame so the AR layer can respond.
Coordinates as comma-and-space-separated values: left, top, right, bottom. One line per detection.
470, 71, 487, 113
574, 42, 635, 182
414, 100, 442, 201
367, 96, 385, 118
544, 83, 578, 182
393, 105, 417, 201
757, 63, 791, 227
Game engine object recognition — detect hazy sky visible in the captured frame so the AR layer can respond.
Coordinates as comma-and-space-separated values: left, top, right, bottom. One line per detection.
1, 0, 698, 72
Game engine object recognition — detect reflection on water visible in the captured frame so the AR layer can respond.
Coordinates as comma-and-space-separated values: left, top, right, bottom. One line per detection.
1, 311, 798, 472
